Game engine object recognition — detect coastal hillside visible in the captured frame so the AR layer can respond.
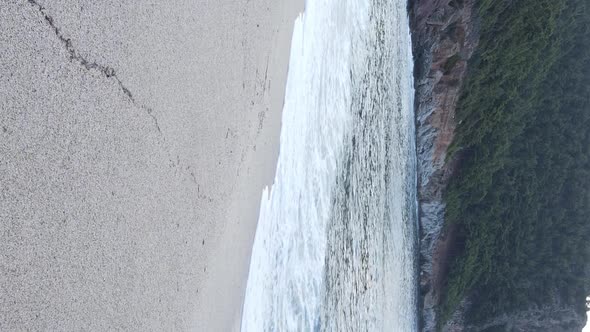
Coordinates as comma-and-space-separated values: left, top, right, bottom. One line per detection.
441, 0, 590, 330
412, 0, 590, 330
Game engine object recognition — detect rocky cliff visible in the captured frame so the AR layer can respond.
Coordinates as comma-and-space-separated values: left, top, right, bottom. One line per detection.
409, 0, 479, 330
410, 1, 589, 331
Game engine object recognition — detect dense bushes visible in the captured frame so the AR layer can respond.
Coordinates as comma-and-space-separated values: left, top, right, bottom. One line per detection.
440, 0, 590, 325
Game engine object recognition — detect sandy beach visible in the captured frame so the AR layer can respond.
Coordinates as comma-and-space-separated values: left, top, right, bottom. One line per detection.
1, 0, 302, 330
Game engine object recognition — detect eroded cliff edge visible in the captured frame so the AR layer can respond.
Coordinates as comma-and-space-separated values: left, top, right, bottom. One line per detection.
409, 0, 479, 330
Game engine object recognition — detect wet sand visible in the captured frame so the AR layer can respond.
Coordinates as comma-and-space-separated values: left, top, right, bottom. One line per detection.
0, 0, 302, 330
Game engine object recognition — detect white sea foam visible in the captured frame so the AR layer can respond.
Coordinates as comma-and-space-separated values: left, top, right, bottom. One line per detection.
242, 0, 416, 330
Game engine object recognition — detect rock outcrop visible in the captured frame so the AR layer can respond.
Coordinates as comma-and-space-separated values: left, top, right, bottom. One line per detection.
410, 1, 588, 331
409, 0, 479, 330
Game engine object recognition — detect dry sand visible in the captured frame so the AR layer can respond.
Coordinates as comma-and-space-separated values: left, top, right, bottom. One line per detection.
0, 0, 302, 330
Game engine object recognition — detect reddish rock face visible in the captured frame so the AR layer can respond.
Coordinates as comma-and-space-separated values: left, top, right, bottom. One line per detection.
410, 0, 479, 330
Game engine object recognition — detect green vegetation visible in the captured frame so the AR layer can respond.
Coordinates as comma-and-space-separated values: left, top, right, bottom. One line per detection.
440, 0, 590, 325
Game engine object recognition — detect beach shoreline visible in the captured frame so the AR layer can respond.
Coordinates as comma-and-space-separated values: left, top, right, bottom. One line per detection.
1, 1, 302, 330
198, 1, 305, 330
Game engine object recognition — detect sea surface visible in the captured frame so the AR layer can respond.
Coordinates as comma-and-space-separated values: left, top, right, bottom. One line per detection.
242, 0, 417, 330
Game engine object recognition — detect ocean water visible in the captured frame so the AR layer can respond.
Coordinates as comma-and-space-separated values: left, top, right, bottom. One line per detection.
242, 0, 417, 330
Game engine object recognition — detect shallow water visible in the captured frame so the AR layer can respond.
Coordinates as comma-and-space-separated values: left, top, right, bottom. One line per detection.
242, 0, 417, 330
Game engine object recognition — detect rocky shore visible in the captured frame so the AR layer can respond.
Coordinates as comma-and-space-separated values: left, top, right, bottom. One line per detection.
409, 0, 479, 330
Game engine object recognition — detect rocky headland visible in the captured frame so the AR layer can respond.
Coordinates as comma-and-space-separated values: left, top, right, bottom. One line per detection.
410, 1, 589, 331
409, 0, 479, 330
